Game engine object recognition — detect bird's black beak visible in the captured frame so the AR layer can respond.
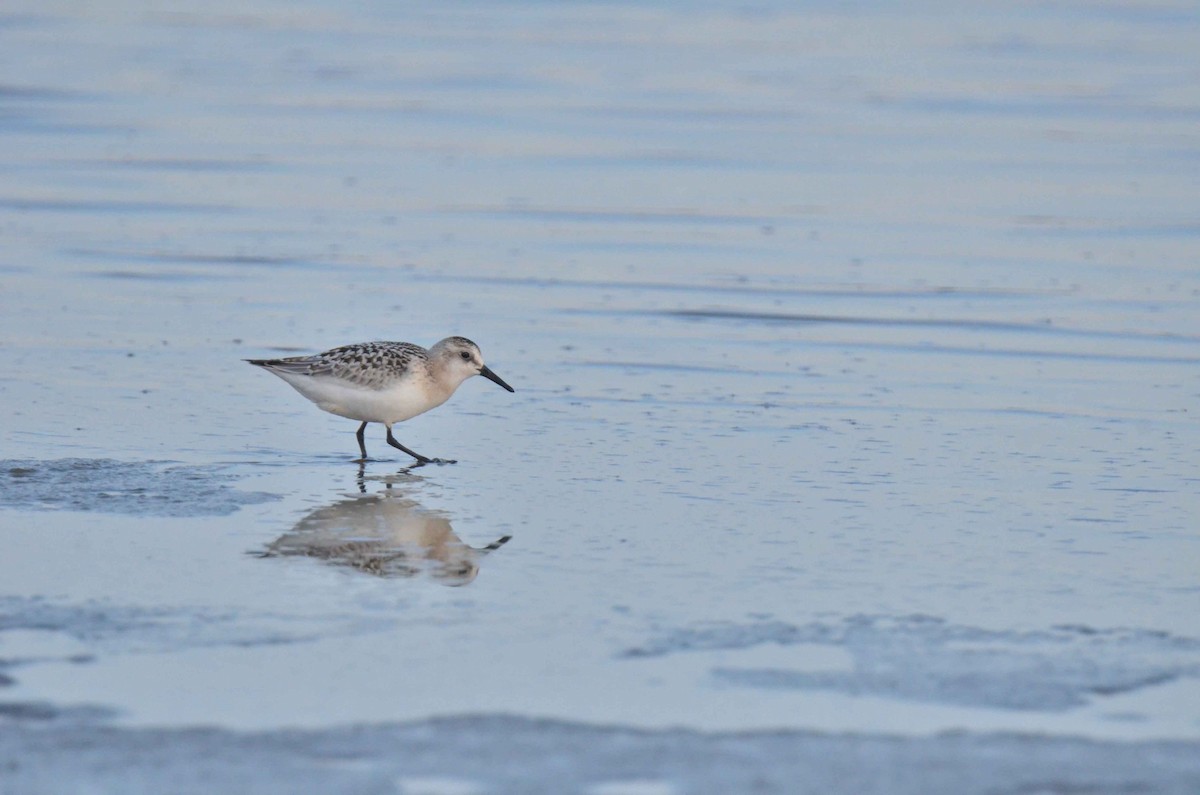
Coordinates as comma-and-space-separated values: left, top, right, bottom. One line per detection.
479, 365, 515, 392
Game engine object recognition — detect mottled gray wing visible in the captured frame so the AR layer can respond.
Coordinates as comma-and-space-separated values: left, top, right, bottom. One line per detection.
248, 341, 426, 388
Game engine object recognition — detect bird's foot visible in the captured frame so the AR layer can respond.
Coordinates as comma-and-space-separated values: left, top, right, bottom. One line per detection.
408, 457, 456, 468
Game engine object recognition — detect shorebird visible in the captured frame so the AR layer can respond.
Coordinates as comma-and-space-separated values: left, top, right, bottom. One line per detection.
247, 336, 514, 464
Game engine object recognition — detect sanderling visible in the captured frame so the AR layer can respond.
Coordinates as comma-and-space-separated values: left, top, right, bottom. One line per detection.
247, 336, 514, 464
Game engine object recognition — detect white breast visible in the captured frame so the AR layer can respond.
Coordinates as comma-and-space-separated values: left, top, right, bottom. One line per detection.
273, 371, 449, 425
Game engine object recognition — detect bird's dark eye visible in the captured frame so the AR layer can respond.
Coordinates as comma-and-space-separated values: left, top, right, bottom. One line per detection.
460, 351, 472, 360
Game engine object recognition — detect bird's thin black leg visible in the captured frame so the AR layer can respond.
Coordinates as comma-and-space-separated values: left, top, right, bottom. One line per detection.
385, 427, 455, 465
355, 421, 369, 461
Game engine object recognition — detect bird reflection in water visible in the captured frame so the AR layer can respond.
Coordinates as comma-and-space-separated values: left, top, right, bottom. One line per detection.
260, 470, 510, 585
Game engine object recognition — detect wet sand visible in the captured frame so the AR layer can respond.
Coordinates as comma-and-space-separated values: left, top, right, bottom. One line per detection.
1, 0, 1199, 791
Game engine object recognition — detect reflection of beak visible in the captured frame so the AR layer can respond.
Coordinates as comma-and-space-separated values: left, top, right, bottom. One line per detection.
481, 535, 512, 554
479, 365, 515, 392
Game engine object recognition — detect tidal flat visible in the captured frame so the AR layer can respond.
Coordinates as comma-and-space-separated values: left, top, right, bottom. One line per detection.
1, 1, 1199, 792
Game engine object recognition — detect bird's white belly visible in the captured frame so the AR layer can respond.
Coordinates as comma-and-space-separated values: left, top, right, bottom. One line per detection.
278, 373, 446, 425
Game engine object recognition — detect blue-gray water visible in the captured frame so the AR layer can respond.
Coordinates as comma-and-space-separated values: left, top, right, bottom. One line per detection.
2, 2, 1199, 793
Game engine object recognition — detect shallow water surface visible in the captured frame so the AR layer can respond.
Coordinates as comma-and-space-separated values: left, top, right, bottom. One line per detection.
1, 0, 1199, 791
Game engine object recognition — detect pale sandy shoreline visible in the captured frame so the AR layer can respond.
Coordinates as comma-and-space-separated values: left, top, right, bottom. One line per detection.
3, 713, 1200, 795
2, 0, 1199, 790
